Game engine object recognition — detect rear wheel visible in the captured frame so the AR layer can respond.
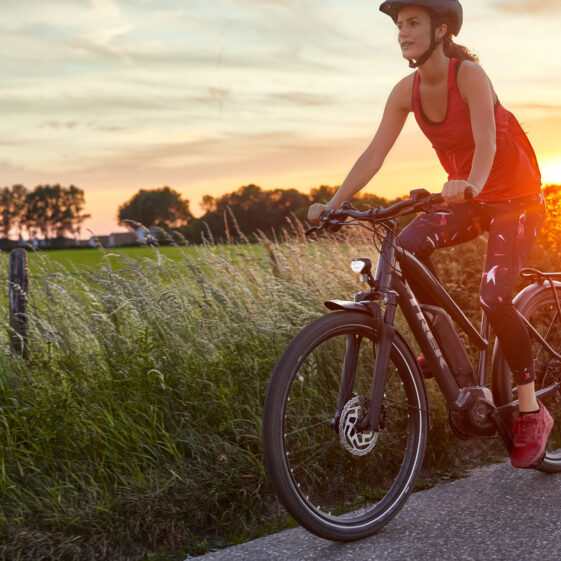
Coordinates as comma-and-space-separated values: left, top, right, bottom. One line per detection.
492, 286, 561, 473
262, 311, 428, 541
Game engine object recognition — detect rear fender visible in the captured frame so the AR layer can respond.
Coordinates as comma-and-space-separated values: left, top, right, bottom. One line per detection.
512, 280, 561, 311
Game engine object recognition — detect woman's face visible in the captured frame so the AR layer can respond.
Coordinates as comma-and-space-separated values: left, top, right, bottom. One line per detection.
396, 6, 432, 61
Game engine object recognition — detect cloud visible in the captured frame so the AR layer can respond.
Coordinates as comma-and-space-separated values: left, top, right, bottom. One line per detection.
493, 0, 561, 14
90, 0, 121, 17
60, 130, 362, 184
271, 92, 337, 106
75, 24, 134, 63
511, 103, 561, 111
1, 93, 167, 116
96, 125, 130, 132
40, 121, 79, 129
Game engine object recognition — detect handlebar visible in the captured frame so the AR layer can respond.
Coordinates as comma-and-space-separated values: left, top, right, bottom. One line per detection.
306, 187, 473, 236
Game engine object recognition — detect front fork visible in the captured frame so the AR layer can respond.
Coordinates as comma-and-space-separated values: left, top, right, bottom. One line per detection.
331, 294, 397, 433
357, 291, 398, 431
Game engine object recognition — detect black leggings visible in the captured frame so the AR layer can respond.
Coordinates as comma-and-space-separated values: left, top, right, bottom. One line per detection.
398, 193, 546, 386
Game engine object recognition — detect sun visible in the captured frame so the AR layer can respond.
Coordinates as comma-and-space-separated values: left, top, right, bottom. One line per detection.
540, 157, 561, 186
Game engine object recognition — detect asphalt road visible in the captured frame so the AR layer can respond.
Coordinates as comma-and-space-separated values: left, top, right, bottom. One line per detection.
189, 459, 561, 561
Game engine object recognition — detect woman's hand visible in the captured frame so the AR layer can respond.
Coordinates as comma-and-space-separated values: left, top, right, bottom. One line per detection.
442, 179, 482, 203
308, 203, 330, 224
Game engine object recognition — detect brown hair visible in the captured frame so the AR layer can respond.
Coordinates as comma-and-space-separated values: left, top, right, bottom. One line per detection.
436, 13, 478, 63
443, 36, 479, 63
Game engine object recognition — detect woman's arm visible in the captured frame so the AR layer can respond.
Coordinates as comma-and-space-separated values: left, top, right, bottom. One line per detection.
443, 62, 497, 202
308, 76, 412, 222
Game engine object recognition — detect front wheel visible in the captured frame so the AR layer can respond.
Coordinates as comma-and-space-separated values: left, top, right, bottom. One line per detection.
262, 311, 428, 541
492, 285, 561, 472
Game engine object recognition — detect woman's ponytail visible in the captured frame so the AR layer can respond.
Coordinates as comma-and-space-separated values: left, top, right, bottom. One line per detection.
443, 36, 479, 63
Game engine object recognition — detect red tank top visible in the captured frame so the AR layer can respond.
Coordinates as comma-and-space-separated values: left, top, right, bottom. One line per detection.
412, 58, 541, 201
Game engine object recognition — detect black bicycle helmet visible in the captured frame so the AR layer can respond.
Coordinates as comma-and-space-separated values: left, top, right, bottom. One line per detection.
379, 0, 463, 68
379, 0, 463, 36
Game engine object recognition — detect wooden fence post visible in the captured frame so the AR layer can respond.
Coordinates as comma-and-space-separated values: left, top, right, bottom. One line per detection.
9, 248, 28, 357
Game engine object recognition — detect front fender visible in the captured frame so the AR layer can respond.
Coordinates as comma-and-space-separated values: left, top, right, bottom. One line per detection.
324, 299, 381, 317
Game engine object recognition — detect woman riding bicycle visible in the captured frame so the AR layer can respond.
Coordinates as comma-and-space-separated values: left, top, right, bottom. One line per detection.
307, 0, 552, 469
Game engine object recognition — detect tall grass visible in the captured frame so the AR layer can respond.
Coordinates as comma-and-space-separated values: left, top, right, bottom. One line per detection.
0, 222, 557, 560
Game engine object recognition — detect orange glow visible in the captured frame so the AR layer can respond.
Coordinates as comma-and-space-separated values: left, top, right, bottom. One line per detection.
541, 158, 561, 186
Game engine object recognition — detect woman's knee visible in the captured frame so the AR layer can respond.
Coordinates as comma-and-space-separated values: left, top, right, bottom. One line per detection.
398, 227, 435, 258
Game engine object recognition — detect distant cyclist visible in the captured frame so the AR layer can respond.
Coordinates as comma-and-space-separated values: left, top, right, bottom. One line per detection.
308, 0, 552, 468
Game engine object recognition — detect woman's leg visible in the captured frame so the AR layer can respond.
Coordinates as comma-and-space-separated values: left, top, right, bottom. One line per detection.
398, 202, 482, 303
478, 194, 551, 467
478, 195, 545, 409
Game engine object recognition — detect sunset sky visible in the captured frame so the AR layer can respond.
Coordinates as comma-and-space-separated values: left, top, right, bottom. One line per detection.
2, 0, 561, 235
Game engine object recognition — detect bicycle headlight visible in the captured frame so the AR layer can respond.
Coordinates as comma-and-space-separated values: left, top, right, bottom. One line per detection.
351, 258, 372, 275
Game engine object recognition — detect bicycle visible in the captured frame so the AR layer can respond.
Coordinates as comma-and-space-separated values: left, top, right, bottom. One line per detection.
262, 189, 561, 541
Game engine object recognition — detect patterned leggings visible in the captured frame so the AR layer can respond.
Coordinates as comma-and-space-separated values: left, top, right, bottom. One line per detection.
398, 193, 546, 386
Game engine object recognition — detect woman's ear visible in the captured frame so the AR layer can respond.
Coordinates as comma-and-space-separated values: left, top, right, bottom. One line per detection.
435, 23, 449, 42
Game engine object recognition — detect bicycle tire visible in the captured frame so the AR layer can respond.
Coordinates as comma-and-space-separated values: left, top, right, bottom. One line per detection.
262, 310, 428, 540
492, 286, 561, 473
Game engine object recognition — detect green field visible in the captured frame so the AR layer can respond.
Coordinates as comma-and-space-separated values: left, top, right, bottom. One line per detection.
21, 244, 268, 271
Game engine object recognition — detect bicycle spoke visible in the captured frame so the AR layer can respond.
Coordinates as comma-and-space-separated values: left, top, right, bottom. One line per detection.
284, 419, 330, 436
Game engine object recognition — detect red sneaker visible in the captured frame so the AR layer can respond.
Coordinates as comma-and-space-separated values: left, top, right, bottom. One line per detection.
510, 400, 554, 468
417, 353, 432, 379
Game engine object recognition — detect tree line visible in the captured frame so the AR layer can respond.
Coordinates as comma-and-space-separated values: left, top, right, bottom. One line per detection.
116, 183, 561, 254
2, 181, 559, 251
117, 184, 391, 244
0, 184, 90, 241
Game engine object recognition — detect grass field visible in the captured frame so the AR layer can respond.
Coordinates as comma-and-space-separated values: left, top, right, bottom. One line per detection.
21, 244, 268, 271
0, 227, 558, 561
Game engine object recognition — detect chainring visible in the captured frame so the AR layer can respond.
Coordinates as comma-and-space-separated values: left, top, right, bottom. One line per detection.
449, 388, 497, 439
338, 395, 379, 456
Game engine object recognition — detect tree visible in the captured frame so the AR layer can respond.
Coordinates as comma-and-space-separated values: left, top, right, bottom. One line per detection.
58, 185, 90, 239
186, 184, 311, 242
117, 187, 193, 229
309, 185, 339, 204
25, 184, 90, 241
0, 184, 28, 239
200, 194, 217, 214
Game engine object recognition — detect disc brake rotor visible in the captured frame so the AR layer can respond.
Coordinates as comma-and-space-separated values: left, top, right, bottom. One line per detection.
338, 395, 379, 456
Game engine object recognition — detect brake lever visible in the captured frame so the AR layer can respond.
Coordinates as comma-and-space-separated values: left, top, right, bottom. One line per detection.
305, 208, 338, 236
306, 216, 344, 235
305, 225, 323, 236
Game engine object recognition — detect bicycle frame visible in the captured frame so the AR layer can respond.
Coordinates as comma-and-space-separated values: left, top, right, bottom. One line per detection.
343, 220, 561, 446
